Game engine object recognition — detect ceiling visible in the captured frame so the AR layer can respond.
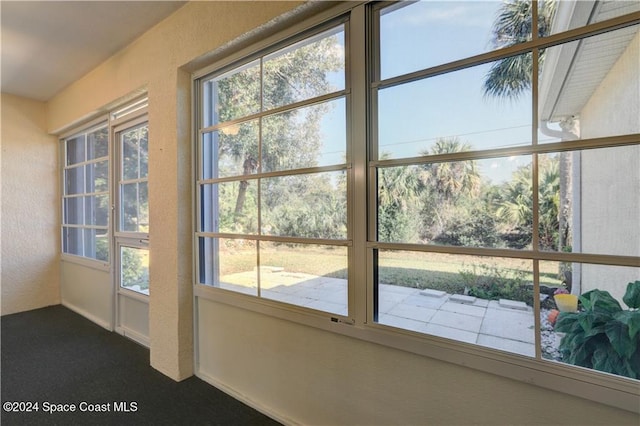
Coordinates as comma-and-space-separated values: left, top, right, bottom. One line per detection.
1, 1, 186, 102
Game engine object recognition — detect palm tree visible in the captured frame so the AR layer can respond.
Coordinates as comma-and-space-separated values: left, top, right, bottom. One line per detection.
483, 0, 556, 100
378, 153, 422, 242
418, 138, 482, 242
484, 0, 571, 252
420, 138, 481, 199
497, 156, 560, 250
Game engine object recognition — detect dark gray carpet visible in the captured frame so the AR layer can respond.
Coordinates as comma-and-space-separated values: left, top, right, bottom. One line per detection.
1, 305, 281, 425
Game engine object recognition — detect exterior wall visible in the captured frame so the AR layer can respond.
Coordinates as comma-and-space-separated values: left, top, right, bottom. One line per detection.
1, 94, 60, 315
579, 31, 640, 301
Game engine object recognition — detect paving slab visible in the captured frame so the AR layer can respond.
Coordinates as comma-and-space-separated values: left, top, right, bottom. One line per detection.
403, 294, 449, 309
477, 334, 535, 357
439, 301, 486, 318
424, 323, 477, 344
430, 310, 483, 333
387, 304, 438, 322
449, 294, 477, 304
420, 289, 447, 298
499, 299, 529, 311
480, 306, 535, 343
378, 314, 428, 334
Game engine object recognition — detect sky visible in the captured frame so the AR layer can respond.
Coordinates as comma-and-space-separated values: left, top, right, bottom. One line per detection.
377, 1, 535, 183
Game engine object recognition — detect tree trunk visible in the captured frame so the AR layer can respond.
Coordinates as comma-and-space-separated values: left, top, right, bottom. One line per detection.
234, 156, 257, 218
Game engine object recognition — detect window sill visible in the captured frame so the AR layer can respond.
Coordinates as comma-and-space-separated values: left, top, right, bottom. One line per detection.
61, 253, 110, 272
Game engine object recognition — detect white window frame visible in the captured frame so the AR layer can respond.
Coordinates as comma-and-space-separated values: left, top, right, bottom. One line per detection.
192, 1, 640, 413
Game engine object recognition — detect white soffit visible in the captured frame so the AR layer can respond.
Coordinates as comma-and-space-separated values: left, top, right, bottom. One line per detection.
540, 0, 639, 122
1, 1, 186, 102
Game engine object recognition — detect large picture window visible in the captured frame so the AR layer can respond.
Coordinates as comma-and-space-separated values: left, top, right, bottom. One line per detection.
195, 0, 639, 405
196, 22, 349, 316
371, 0, 639, 381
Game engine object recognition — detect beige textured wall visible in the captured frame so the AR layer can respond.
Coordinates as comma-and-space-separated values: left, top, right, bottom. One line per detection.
1, 94, 60, 315
198, 299, 639, 425
47, 1, 304, 381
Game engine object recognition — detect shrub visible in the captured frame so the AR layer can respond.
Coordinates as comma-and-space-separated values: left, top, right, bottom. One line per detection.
459, 263, 533, 304
555, 281, 640, 379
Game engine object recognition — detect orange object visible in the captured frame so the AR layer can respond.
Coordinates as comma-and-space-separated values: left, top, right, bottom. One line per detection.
548, 309, 559, 325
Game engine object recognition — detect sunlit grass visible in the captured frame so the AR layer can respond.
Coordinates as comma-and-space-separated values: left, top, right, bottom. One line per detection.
217, 243, 563, 294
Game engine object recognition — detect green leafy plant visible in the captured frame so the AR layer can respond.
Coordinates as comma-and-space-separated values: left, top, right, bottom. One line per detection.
555, 281, 640, 379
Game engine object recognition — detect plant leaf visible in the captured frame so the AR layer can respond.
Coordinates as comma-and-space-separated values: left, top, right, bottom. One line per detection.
555, 312, 579, 332
605, 320, 636, 359
614, 310, 640, 340
592, 345, 625, 376
578, 311, 610, 334
581, 289, 622, 314
622, 280, 640, 309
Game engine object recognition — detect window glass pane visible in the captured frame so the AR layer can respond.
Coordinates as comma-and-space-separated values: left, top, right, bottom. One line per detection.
87, 127, 108, 160
378, 155, 533, 248
138, 182, 149, 233
261, 171, 347, 239
86, 195, 109, 227
546, 1, 638, 36
121, 182, 148, 233
199, 237, 258, 296
93, 229, 109, 262
204, 60, 261, 128
260, 242, 347, 316
65, 166, 85, 195
121, 183, 143, 232
539, 146, 640, 256
64, 197, 82, 225
200, 181, 258, 234
263, 25, 345, 110
122, 126, 147, 181
540, 261, 640, 380
376, 250, 534, 356
262, 97, 346, 173
202, 120, 259, 180
378, 57, 532, 160
63, 227, 82, 256
66, 135, 85, 165
539, 26, 640, 142
86, 161, 108, 193
120, 246, 150, 295
380, 1, 531, 80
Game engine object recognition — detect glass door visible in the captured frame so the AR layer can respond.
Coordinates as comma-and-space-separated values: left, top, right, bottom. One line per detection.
114, 117, 149, 346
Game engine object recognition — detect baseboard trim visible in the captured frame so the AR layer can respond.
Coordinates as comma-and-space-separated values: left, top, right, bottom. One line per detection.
196, 369, 297, 426
61, 301, 112, 330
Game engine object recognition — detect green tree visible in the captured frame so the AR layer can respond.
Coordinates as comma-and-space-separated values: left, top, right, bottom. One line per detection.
418, 138, 484, 243
215, 34, 343, 222
497, 156, 560, 250
377, 159, 421, 243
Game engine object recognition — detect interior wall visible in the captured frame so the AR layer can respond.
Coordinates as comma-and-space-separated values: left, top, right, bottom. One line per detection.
47, 0, 304, 381
1, 93, 60, 315
198, 299, 638, 425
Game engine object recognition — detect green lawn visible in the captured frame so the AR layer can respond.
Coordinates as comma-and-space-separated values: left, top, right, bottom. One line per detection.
218, 244, 563, 297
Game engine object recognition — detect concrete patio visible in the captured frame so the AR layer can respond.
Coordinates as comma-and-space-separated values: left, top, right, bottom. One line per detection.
220, 268, 537, 357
